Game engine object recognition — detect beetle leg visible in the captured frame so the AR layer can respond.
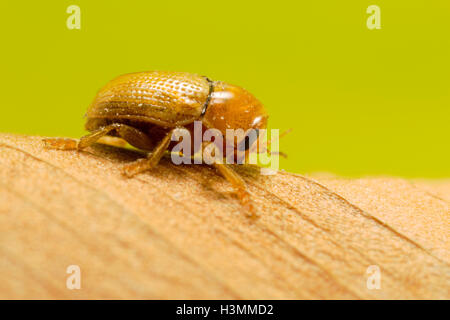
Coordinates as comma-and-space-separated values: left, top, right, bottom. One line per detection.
213, 163, 256, 218
42, 137, 78, 150
201, 142, 256, 218
78, 123, 155, 150
200, 142, 256, 217
96, 136, 128, 148
122, 128, 175, 177
44, 123, 154, 151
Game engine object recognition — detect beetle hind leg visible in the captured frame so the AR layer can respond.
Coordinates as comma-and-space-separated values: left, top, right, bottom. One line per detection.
43, 123, 154, 151
43, 137, 78, 150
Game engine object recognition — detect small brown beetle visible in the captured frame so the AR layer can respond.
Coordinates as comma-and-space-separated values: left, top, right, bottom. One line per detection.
44, 71, 269, 215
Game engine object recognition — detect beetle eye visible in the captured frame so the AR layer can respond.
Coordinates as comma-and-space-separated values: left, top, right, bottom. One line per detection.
238, 129, 259, 151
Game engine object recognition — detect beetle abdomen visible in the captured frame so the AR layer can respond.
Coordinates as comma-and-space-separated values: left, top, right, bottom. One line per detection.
86, 71, 210, 127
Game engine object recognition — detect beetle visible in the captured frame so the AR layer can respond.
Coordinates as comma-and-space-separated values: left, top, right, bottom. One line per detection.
44, 71, 269, 215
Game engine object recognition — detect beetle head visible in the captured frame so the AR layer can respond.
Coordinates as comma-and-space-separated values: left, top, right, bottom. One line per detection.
203, 81, 268, 159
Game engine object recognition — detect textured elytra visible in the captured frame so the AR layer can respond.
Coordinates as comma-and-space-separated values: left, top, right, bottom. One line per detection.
87, 71, 211, 127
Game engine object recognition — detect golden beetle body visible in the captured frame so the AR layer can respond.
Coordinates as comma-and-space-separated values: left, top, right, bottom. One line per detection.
45, 71, 269, 216
87, 71, 212, 128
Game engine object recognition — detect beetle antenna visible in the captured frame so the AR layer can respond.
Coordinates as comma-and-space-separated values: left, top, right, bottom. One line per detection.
280, 128, 293, 138
267, 128, 292, 148
257, 128, 292, 157
270, 151, 288, 158
245, 128, 292, 163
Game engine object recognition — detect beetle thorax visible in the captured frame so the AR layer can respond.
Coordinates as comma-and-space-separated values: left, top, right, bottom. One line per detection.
202, 81, 268, 134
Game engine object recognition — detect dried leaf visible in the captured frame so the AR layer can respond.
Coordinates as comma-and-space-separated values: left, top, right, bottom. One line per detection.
0, 133, 448, 299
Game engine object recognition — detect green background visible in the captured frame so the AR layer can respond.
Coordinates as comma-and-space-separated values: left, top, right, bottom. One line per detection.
1, 1, 449, 177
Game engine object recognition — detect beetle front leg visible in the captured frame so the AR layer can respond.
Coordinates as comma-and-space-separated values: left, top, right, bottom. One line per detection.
201, 143, 256, 218
213, 162, 256, 218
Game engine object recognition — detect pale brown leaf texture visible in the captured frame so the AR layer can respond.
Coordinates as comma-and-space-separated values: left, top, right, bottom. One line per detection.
0, 133, 448, 299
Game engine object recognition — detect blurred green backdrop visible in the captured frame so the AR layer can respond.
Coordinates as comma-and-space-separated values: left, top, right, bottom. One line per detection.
1, 1, 449, 177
